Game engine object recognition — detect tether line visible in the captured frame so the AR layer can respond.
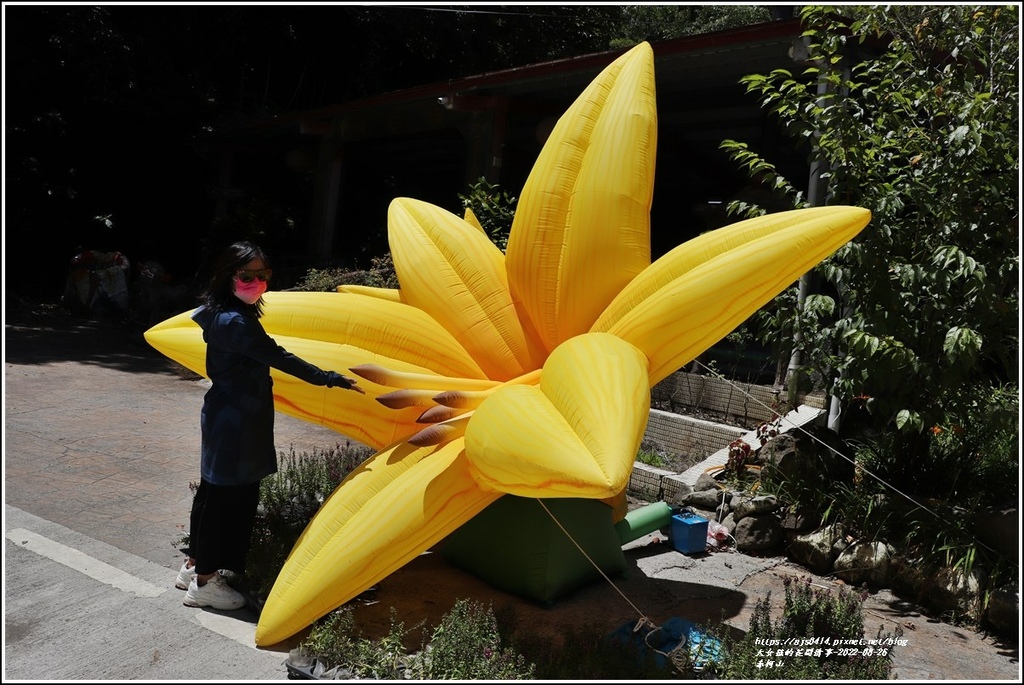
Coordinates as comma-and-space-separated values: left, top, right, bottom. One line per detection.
689, 358, 1011, 565
531, 357, 1014, 658
534, 497, 649, 621
536, 498, 717, 672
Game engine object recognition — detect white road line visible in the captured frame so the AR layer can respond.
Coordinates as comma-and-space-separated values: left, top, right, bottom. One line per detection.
6, 527, 165, 598
192, 611, 262, 649
5, 513, 262, 652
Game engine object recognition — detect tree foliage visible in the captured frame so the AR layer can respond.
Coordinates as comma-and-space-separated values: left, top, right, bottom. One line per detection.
609, 4, 778, 48
458, 177, 518, 252
720, 5, 1019, 455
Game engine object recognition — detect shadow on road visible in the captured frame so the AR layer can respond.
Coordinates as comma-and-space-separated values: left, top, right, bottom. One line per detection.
4, 303, 197, 378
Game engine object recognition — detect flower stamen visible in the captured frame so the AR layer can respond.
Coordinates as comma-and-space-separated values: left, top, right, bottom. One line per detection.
408, 414, 474, 447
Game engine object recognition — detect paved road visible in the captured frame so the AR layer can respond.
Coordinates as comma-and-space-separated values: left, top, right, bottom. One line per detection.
4, 308, 1020, 681
3, 311, 343, 681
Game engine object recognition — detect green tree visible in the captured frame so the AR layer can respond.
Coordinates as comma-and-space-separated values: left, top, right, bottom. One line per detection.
720, 5, 1019, 460
609, 4, 777, 48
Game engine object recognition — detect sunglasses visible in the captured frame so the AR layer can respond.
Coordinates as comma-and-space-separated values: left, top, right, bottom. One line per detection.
235, 268, 273, 283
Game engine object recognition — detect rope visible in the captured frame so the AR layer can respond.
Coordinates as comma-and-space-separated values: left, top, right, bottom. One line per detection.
527, 356, 1008, 671
534, 498, 649, 621
535, 498, 722, 674
689, 358, 1011, 564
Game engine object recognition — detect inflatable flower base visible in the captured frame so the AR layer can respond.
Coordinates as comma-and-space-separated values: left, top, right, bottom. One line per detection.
441, 495, 627, 605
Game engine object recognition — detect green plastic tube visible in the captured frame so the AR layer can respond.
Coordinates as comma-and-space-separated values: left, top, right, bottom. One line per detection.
614, 501, 674, 545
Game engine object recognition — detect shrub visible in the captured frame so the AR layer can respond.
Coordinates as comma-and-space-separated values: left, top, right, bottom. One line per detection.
293, 253, 399, 292
298, 599, 535, 680
458, 176, 517, 252
712, 577, 902, 679
723, 5, 1019, 462
410, 599, 536, 679
246, 442, 372, 598
299, 606, 417, 680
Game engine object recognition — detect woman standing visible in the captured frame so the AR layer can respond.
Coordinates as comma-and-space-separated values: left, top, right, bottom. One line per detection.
176, 241, 364, 610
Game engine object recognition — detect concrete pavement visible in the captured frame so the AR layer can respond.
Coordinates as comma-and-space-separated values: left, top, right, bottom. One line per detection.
3, 310, 341, 681
4, 307, 1020, 681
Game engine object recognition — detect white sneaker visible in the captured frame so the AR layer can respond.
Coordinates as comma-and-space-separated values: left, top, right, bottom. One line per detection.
183, 573, 247, 610
175, 560, 240, 590
219, 569, 241, 585
174, 560, 196, 590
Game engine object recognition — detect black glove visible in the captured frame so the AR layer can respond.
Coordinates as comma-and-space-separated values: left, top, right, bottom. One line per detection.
326, 372, 353, 389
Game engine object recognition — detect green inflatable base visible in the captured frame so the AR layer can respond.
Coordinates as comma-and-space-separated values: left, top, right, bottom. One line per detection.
441, 495, 627, 606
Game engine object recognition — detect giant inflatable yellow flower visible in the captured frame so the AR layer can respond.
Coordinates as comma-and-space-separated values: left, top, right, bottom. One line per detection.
145, 42, 870, 646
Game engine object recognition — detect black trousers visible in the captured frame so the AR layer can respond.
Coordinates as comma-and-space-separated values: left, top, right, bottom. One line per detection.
188, 478, 260, 576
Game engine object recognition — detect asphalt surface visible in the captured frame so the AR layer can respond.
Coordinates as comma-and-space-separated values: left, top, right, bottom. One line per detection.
3, 306, 1020, 681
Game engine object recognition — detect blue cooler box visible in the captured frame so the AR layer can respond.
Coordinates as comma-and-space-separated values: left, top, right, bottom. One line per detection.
671, 513, 709, 554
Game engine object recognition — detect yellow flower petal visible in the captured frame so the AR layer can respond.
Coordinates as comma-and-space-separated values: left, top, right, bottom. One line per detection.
255, 439, 500, 647
506, 42, 656, 352
604, 206, 871, 384
143, 291, 490, 449
389, 197, 545, 380
142, 309, 208, 378
594, 207, 865, 331
463, 206, 486, 233
260, 292, 484, 378
265, 335, 419, 447
336, 284, 404, 303
465, 333, 649, 498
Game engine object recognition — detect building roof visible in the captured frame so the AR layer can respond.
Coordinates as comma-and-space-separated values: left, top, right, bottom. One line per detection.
225, 18, 806, 140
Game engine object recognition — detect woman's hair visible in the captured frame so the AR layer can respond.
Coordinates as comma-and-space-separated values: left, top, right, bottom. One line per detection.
198, 240, 271, 317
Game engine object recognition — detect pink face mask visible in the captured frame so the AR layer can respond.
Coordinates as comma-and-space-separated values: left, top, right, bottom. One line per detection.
233, 277, 268, 305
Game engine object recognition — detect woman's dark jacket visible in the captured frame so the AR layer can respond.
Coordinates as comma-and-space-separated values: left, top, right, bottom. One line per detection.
192, 303, 346, 486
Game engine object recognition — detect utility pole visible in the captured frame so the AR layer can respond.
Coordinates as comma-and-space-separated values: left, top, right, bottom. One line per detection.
786, 35, 846, 433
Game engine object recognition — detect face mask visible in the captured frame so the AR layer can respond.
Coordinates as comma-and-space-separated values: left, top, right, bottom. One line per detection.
233, 277, 268, 305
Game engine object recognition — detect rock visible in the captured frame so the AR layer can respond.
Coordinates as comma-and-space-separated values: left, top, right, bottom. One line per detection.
680, 489, 727, 511
662, 480, 694, 510
833, 540, 894, 587
972, 502, 1018, 560
760, 433, 800, 478
693, 472, 721, 492
689, 507, 717, 523
985, 582, 1019, 636
760, 424, 855, 485
787, 524, 845, 574
830, 535, 850, 558
720, 513, 736, 533
734, 514, 783, 552
732, 494, 779, 521
809, 424, 856, 481
889, 554, 934, 600
779, 507, 819, 532
930, 564, 988, 623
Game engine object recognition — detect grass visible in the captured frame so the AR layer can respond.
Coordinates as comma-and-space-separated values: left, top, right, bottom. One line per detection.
636, 440, 669, 468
